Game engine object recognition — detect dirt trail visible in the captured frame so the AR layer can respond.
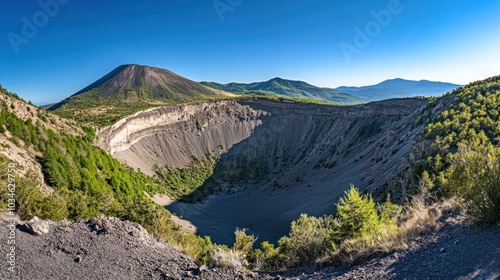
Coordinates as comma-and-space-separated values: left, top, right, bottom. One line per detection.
152, 194, 197, 234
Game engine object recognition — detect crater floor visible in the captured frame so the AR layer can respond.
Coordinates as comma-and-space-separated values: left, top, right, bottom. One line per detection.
98, 98, 428, 245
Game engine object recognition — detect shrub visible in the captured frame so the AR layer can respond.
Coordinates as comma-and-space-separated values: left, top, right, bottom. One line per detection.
327, 187, 402, 264
253, 241, 279, 270
233, 228, 257, 258
444, 140, 500, 224
276, 214, 331, 267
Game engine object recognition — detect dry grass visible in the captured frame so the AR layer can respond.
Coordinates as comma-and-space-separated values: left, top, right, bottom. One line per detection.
399, 191, 459, 246
210, 248, 246, 269
327, 222, 401, 265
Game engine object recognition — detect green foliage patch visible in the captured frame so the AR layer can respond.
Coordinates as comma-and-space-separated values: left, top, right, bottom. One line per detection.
0, 86, 215, 263
53, 88, 235, 127
421, 75, 500, 224
154, 155, 218, 202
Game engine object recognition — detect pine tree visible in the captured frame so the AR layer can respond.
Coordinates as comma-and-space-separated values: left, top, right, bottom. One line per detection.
329, 185, 380, 246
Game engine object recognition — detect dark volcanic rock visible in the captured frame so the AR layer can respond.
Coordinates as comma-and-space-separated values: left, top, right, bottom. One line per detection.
0, 217, 271, 280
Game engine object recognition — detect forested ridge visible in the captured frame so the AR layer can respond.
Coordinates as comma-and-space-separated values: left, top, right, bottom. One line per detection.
419, 75, 500, 223
0, 85, 213, 262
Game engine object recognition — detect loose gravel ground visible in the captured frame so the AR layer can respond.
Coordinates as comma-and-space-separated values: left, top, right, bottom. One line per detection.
1, 215, 498, 279
0, 216, 270, 280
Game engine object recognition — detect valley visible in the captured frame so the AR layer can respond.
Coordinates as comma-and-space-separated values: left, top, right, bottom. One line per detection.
97, 97, 428, 244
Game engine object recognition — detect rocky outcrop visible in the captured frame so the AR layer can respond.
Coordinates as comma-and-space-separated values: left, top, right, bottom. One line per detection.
22, 217, 54, 236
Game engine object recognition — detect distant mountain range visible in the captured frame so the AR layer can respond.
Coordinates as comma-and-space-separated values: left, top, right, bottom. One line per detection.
201, 78, 363, 105
336, 78, 461, 102
48, 64, 462, 126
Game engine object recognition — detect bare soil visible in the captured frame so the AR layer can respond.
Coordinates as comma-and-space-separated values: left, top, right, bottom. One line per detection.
1, 215, 498, 279
0, 217, 271, 280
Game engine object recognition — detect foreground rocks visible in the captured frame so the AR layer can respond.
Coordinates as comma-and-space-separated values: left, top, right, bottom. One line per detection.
21, 217, 54, 236
1, 215, 498, 279
0, 216, 270, 280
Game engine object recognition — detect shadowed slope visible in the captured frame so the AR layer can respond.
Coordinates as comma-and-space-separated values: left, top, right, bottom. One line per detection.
98, 98, 428, 244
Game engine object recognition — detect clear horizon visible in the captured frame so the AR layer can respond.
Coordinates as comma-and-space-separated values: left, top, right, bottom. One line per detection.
1, 0, 500, 104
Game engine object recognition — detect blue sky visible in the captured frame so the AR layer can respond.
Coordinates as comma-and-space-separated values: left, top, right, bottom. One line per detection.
1, 0, 499, 104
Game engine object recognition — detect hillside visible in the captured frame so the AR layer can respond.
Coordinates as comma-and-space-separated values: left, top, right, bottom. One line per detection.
50, 64, 234, 126
201, 78, 363, 104
337, 78, 461, 101
0, 85, 214, 264
293, 213, 500, 279
96, 74, 500, 271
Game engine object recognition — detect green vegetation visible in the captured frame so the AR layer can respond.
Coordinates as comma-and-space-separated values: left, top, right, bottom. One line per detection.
2, 74, 500, 271
53, 87, 236, 127
420, 75, 500, 224
329, 186, 392, 247
443, 140, 500, 224
0, 84, 25, 102
53, 89, 341, 128
0, 88, 215, 263
54, 90, 164, 127
216, 76, 500, 269
276, 214, 331, 267
154, 155, 218, 202
235, 91, 341, 105
218, 185, 442, 269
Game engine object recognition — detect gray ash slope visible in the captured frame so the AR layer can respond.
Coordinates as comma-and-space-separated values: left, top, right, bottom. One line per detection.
0, 217, 270, 280
98, 97, 429, 245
